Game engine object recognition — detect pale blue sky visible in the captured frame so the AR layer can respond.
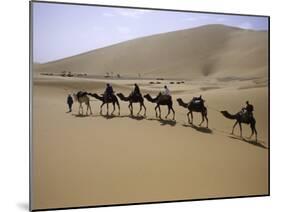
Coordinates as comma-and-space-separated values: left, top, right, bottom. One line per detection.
32, 2, 268, 63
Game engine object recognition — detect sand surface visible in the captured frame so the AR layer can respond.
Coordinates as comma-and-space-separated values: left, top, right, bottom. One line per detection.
32, 76, 268, 210
32, 24, 268, 210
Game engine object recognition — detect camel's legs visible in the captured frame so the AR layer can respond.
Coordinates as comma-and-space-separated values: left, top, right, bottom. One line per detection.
86, 101, 91, 115
239, 122, 242, 137
89, 103, 93, 115
187, 111, 191, 124
100, 103, 105, 115
111, 103, 116, 115
78, 103, 82, 114
86, 100, 93, 115
254, 128, 258, 141
130, 103, 134, 116
158, 105, 162, 119
165, 106, 171, 119
128, 103, 132, 115
106, 103, 109, 115
190, 112, 194, 125
199, 112, 205, 126
86, 104, 88, 115
232, 121, 238, 134
171, 107, 175, 120
117, 103, 120, 116
143, 103, 147, 117
79, 103, 83, 115
249, 128, 254, 139
205, 114, 209, 128
155, 105, 159, 118
250, 123, 258, 141
137, 103, 142, 116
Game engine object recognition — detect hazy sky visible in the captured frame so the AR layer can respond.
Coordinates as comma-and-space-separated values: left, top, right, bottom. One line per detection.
33, 2, 268, 63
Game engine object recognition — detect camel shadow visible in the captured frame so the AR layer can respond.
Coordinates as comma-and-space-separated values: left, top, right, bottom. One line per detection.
72, 114, 95, 118
127, 115, 146, 121
228, 135, 268, 149
100, 114, 119, 119
159, 119, 177, 126
147, 118, 177, 126
182, 124, 213, 134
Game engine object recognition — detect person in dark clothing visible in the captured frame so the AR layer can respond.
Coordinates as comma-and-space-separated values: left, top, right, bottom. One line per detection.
131, 83, 141, 97
67, 94, 73, 113
104, 83, 114, 100
245, 101, 254, 113
241, 101, 254, 119
134, 83, 140, 94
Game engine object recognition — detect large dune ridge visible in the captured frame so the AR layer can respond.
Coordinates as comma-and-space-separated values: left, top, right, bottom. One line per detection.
31, 24, 269, 210
34, 24, 268, 80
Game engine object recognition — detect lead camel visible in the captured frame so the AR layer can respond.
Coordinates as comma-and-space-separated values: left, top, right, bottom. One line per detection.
221, 110, 257, 141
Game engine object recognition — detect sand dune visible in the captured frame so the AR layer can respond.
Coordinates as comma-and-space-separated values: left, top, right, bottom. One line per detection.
32, 24, 268, 210
34, 24, 268, 80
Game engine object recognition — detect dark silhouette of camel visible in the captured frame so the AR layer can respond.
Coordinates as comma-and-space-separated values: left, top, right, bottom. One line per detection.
221, 110, 257, 141
144, 93, 175, 120
177, 98, 208, 128
117, 93, 146, 116
89, 93, 120, 116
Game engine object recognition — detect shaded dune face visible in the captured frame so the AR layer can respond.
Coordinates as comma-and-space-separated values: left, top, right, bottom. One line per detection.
34, 24, 268, 79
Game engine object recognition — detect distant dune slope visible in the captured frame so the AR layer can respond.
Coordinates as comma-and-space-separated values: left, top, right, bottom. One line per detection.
34, 24, 268, 79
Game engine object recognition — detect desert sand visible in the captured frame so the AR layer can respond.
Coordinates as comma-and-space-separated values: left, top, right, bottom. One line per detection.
32, 25, 268, 210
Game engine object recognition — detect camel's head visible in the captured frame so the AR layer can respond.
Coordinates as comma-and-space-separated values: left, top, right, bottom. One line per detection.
176, 98, 188, 108
144, 94, 156, 103
176, 98, 183, 104
143, 94, 150, 99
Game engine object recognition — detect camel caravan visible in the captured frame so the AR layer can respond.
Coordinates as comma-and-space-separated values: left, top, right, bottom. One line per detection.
68, 83, 258, 142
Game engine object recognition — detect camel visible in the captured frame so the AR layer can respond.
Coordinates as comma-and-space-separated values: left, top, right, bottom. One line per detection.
144, 93, 175, 120
89, 93, 120, 116
221, 110, 257, 141
73, 91, 93, 115
117, 93, 146, 116
177, 98, 208, 128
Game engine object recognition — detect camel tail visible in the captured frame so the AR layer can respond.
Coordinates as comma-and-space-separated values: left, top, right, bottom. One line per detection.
221, 110, 237, 120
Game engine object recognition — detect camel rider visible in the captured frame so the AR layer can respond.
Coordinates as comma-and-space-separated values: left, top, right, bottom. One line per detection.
162, 85, 171, 96
131, 83, 141, 97
104, 83, 114, 100
191, 95, 204, 107
242, 101, 254, 117
192, 95, 203, 103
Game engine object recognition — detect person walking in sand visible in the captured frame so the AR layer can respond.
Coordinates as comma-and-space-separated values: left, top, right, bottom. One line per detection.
67, 94, 73, 113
